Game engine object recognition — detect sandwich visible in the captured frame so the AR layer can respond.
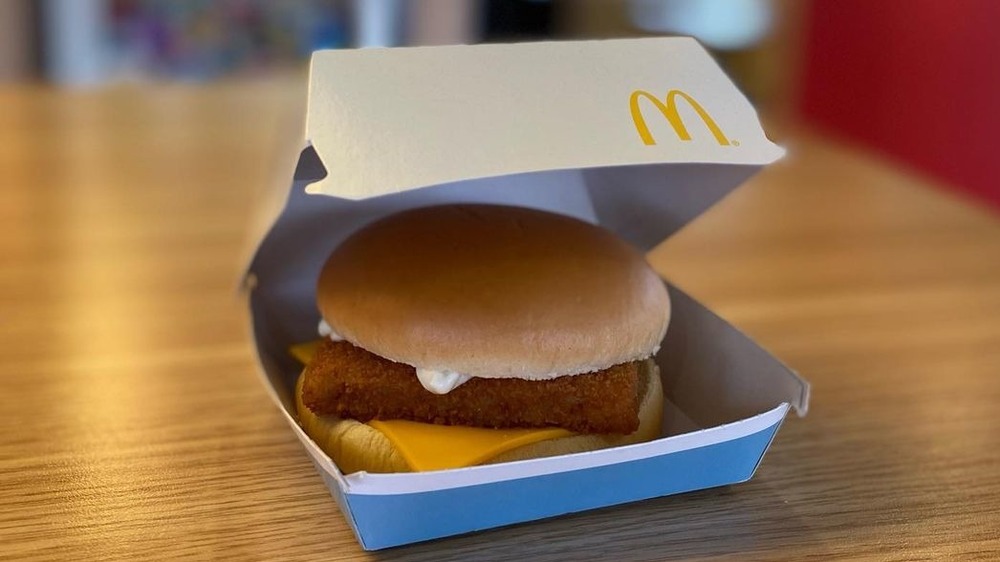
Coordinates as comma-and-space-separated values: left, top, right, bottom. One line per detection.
294, 204, 670, 473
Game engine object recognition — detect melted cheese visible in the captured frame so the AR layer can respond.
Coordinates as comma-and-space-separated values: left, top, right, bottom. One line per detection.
369, 419, 572, 472
289, 340, 323, 365
290, 339, 573, 471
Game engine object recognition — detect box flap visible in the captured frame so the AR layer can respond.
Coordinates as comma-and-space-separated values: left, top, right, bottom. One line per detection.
303, 37, 783, 201
659, 286, 810, 423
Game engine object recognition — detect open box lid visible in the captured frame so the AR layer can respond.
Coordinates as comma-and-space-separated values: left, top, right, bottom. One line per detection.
283, 37, 783, 252
303, 37, 781, 197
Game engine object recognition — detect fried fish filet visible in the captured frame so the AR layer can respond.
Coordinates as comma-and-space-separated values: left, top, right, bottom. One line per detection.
300, 340, 644, 434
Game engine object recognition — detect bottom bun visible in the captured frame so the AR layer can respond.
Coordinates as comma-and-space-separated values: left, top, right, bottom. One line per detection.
295, 360, 664, 474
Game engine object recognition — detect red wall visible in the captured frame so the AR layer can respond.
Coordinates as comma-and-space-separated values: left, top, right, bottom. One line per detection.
799, 0, 1000, 209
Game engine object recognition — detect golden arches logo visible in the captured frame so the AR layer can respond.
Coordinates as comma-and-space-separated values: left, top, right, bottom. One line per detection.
629, 89, 731, 146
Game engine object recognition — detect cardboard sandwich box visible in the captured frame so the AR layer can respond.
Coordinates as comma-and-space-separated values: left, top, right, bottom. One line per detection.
242, 38, 810, 550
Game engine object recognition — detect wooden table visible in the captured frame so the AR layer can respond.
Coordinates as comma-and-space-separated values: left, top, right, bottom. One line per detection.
2, 78, 998, 561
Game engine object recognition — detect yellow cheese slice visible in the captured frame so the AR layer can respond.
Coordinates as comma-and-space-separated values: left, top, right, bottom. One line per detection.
289, 340, 324, 365
290, 340, 573, 471
369, 419, 572, 472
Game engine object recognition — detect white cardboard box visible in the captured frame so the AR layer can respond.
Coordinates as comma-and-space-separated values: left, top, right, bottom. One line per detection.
244, 38, 810, 550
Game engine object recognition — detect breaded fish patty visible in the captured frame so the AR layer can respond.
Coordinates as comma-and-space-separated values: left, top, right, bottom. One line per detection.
301, 340, 645, 434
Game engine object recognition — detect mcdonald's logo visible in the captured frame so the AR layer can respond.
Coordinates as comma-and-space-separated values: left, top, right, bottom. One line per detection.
629, 89, 731, 146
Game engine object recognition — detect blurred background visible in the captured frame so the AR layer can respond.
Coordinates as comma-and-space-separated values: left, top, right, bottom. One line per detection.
1, 0, 997, 208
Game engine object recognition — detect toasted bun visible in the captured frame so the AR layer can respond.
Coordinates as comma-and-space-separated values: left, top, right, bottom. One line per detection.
296, 360, 663, 474
317, 205, 671, 379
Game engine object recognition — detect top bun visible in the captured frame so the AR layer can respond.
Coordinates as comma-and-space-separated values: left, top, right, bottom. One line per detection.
317, 204, 670, 379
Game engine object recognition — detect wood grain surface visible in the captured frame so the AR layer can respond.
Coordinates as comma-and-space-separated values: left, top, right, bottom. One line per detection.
2, 78, 998, 561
